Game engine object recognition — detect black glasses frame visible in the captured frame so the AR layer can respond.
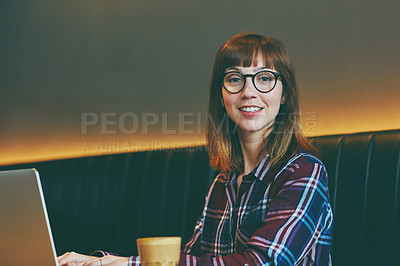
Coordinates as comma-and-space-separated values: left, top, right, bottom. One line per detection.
222, 70, 282, 94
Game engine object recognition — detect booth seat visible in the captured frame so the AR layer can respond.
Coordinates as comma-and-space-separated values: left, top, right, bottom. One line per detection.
1, 129, 399, 265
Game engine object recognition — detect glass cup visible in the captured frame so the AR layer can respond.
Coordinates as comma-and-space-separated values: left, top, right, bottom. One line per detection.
136, 236, 181, 266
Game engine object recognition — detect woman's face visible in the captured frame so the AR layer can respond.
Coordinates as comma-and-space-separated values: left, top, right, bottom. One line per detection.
222, 56, 284, 137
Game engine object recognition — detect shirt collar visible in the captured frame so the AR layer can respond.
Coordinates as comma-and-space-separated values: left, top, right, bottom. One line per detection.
216, 154, 274, 185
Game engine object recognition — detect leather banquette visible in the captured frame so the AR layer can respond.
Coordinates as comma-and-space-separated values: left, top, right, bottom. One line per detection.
1, 129, 399, 265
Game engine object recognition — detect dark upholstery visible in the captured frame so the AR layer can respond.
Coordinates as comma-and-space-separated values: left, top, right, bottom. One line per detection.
1, 130, 399, 265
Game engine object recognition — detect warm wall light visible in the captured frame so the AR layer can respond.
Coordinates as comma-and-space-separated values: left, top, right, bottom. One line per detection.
0, 134, 207, 166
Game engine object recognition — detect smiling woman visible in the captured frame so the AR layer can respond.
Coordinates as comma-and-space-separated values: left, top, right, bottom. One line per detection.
185, 32, 332, 265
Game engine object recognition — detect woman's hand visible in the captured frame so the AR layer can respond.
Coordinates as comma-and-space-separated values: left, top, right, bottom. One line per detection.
58, 251, 96, 265
58, 252, 130, 266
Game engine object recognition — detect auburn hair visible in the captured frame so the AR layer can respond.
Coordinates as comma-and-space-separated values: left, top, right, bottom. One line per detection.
206, 32, 319, 173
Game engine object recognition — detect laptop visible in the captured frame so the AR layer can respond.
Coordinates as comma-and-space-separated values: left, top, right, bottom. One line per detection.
0, 169, 59, 266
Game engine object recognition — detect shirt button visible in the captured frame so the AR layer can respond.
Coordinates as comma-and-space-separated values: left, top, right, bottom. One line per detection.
244, 264, 249, 266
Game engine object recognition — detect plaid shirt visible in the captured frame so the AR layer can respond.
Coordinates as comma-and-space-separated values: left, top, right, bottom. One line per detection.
130, 152, 332, 265
180, 152, 332, 265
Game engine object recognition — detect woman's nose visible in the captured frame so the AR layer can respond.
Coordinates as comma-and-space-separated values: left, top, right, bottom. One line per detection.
241, 77, 258, 98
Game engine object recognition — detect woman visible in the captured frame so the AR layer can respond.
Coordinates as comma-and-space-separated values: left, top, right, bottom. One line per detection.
59, 32, 333, 265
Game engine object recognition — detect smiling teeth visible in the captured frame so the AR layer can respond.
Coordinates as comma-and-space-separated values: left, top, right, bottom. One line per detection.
241, 107, 261, 112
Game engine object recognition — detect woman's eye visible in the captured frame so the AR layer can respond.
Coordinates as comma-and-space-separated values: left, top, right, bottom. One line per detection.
229, 77, 241, 83
225, 74, 243, 84
257, 73, 274, 83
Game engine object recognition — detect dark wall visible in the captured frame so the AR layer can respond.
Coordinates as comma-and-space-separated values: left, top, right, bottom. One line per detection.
1, 0, 399, 165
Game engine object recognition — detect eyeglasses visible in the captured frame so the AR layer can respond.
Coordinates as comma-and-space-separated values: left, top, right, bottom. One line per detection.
222, 70, 282, 93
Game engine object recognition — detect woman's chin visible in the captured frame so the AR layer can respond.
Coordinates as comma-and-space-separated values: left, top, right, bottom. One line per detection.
237, 126, 271, 136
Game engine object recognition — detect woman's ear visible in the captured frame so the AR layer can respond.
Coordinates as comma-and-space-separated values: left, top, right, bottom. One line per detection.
280, 95, 286, 105
221, 97, 225, 108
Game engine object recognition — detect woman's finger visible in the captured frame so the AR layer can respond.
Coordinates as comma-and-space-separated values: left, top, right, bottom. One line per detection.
57, 252, 71, 261
84, 255, 129, 266
58, 251, 95, 265
58, 251, 80, 265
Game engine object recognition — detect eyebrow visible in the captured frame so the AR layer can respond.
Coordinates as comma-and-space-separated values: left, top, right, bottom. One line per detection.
225, 66, 271, 72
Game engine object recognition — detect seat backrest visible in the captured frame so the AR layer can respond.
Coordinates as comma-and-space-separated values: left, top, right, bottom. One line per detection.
313, 130, 400, 265
1, 129, 399, 265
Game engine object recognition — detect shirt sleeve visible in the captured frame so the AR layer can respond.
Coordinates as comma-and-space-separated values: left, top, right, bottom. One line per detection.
129, 256, 140, 265
179, 160, 333, 265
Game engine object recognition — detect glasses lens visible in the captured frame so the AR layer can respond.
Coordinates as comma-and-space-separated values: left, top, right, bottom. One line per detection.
223, 72, 244, 93
255, 71, 276, 92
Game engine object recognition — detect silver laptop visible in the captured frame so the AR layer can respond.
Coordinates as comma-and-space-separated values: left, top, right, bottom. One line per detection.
0, 169, 59, 266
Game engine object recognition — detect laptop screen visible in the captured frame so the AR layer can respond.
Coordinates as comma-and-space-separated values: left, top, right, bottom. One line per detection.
0, 169, 58, 266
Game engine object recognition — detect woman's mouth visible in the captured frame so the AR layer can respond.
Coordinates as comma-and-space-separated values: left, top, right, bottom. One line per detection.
239, 106, 262, 113
238, 106, 263, 116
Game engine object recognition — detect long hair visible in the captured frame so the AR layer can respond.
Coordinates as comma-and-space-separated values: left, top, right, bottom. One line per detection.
206, 32, 318, 173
